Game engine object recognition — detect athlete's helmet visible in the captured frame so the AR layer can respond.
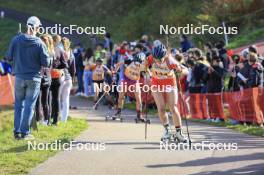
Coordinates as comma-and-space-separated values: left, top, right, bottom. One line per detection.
134, 52, 146, 63
152, 43, 167, 60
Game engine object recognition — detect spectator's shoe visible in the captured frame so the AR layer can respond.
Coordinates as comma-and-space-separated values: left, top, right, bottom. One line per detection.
51, 122, 58, 126
229, 119, 239, 125
83, 94, 89, 98
14, 133, 21, 140
41, 120, 48, 126
214, 118, 221, 123
80, 92, 86, 97
21, 134, 35, 140
75, 92, 82, 96
206, 118, 211, 122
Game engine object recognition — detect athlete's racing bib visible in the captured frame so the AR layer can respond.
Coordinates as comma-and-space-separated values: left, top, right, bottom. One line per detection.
151, 61, 174, 79
124, 62, 141, 81
92, 66, 104, 81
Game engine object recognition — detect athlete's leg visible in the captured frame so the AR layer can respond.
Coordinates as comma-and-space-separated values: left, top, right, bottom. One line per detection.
134, 83, 142, 117
152, 90, 171, 140
115, 82, 126, 115
166, 88, 182, 127
166, 87, 187, 142
93, 82, 99, 102
152, 91, 167, 124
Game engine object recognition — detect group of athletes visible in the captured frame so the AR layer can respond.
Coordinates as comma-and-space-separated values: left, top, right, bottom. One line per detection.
84, 38, 189, 143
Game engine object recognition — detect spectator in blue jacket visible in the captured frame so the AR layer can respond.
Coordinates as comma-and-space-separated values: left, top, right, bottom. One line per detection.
180, 34, 193, 53
5, 16, 51, 140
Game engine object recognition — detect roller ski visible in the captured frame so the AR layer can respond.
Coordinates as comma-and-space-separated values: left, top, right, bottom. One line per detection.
134, 112, 150, 124
160, 125, 174, 143
105, 108, 124, 122
160, 125, 189, 144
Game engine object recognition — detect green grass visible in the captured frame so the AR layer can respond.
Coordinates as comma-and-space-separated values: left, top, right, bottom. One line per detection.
190, 118, 264, 137
0, 18, 19, 57
0, 109, 88, 175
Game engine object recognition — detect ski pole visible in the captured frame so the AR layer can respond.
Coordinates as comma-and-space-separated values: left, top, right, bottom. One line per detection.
92, 92, 106, 110
176, 71, 192, 148
144, 72, 148, 140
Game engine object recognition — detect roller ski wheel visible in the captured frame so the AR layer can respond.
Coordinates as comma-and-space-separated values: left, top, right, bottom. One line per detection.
105, 115, 110, 121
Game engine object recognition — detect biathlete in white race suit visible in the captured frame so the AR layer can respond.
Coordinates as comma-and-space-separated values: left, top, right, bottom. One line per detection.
145, 42, 189, 143
114, 52, 148, 122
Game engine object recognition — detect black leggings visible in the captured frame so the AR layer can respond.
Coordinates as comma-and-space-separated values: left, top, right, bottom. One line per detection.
50, 78, 61, 124
35, 85, 51, 122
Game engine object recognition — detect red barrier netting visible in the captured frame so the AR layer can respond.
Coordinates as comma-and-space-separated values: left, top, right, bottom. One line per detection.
177, 93, 190, 117
223, 88, 264, 124
188, 93, 208, 119
177, 89, 263, 124
1, 74, 264, 124
0, 74, 14, 105
223, 91, 242, 121
206, 93, 225, 119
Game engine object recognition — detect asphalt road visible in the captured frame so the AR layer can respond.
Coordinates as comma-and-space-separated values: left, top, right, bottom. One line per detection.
30, 96, 264, 175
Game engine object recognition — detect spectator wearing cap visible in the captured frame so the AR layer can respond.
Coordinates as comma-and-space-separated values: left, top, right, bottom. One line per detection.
6, 16, 51, 140
104, 32, 113, 54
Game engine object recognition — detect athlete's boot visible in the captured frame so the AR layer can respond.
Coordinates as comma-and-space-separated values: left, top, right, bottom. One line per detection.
113, 108, 121, 120
161, 124, 172, 142
174, 128, 188, 143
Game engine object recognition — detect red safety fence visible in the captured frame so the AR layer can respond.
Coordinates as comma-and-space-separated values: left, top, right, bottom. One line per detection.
1, 74, 264, 124
0, 74, 14, 105
176, 88, 264, 124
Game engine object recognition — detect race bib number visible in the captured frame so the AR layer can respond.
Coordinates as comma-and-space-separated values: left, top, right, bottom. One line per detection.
125, 62, 141, 81
93, 66, 104, 81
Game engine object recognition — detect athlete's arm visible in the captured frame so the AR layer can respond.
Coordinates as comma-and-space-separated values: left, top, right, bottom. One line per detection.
114, 61, 124, 72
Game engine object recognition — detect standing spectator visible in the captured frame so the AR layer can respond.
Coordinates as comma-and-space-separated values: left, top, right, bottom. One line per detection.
6, 16, 51, 140
205, 54, 225, 93
246, 53, 263, 88
228, 55, 242, 91
83, 48, 95, 97
73, 42, 83, 59
35, 34, 53, 125
188, 49, 208, 93
203, 42, 213, 63
60, 37, 75, 122
75, 47, 85, 96
180, 34, 193, 53
215, 41, 229, 70
50, 34, 67, 125
104, 32, 113, 53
